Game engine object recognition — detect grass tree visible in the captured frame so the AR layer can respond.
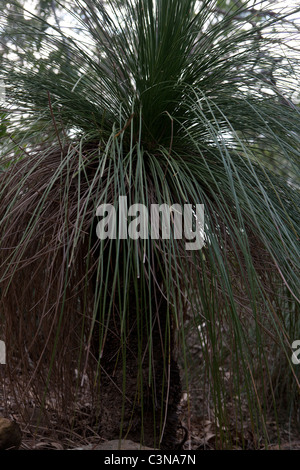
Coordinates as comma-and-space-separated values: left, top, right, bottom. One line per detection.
0, 0, 299, 449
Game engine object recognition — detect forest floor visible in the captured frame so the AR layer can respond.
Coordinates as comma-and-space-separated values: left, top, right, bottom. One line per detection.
3, 394, 299, 450
1, 317, 300, 450
1, 362, 299, 450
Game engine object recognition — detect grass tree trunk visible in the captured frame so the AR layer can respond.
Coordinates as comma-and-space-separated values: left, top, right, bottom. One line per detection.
92, 243, 182, 449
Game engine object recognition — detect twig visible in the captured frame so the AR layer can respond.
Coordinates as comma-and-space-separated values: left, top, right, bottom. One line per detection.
115, 113, 135, 138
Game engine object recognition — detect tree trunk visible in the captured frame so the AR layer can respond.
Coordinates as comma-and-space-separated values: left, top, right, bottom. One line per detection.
92, 244, 181, 449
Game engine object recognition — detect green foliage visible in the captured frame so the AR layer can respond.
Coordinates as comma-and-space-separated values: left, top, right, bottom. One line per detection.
0, 0, 299, 447
0, 113, 8, 139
